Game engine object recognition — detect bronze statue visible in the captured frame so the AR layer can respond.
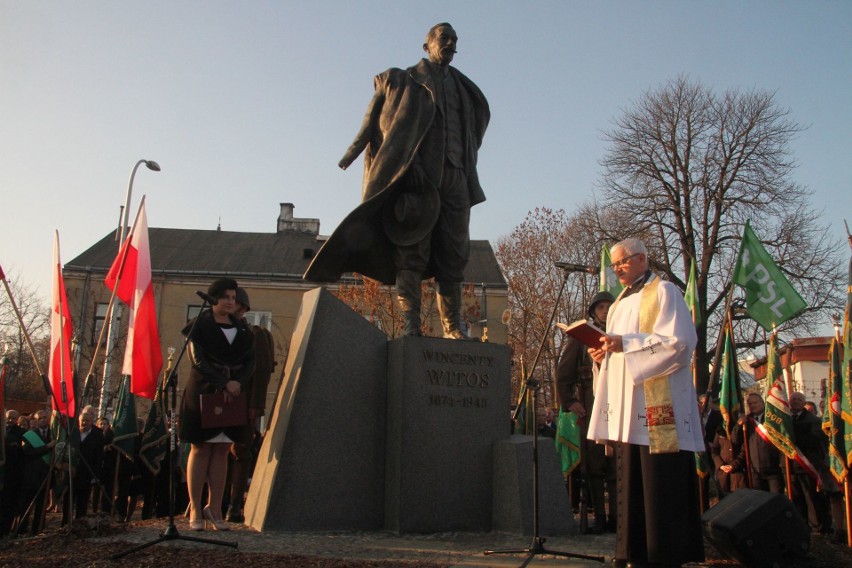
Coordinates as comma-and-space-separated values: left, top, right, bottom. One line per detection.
304, 22, 490, 338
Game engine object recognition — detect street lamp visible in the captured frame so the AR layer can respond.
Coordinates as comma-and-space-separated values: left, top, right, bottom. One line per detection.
98, 159, 161, 418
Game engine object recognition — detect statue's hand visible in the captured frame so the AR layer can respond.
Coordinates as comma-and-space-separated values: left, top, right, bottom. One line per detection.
408, 162, 428, 192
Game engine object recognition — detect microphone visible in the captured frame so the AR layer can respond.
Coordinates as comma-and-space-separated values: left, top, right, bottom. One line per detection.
196, 290, 218, 306
554, 262, 598, 274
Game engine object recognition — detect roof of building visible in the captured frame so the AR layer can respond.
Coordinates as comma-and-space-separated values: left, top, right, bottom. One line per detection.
64, 227, 507, 286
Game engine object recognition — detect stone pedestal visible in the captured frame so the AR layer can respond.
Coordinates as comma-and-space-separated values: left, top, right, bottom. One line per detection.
384, 336, 511, 533
245, 288, 388, 531
492, 435, 574, 535
246, 288, 554, 537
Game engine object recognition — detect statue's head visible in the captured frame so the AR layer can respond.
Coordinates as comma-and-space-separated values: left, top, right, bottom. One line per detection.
423, 22, 457, 66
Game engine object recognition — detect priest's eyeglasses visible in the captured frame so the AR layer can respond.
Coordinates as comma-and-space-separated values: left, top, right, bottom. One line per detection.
609, 253, 640, 270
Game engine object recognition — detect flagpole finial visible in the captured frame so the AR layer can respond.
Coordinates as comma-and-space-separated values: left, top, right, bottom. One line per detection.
831, 314, 842, 342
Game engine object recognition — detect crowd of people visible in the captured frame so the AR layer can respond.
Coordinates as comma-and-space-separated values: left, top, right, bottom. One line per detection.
1, 405, 170, 536
1, 279, 275, 538
706, 390, 847, 542
547, 237, 848, 567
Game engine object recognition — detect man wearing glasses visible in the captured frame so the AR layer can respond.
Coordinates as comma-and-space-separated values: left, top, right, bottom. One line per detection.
587, 238, 705, 568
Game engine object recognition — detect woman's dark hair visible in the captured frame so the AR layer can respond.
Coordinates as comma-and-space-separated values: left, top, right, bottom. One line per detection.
207, 278, 238, 300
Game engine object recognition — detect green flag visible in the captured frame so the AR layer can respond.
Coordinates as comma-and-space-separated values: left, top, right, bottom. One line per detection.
555, 409, 581, 476
513, 387, 535, 436
111, 375, 138, 461
718, 325, 741, 437
762, 334, 797, 460
684, 258, 701, 326
600, 244, 624, 297
732, 221, 807, 330
823, 256, 852, 480
822, 337, 849, 483
139, 376, 168, 475
695, 452, 709, 479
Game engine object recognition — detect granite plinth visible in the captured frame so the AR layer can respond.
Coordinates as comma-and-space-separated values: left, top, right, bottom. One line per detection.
492, 435, 574, 535
385, 336, 511, 533
245, 288, 388, 531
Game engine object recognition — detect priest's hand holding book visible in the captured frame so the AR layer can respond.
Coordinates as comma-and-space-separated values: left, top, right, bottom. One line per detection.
556, 319, 622, 363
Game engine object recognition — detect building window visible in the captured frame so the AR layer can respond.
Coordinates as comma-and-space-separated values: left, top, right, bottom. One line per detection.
246, 311, 272, 329
185, 305, 272, 329
92, 302, 109, 346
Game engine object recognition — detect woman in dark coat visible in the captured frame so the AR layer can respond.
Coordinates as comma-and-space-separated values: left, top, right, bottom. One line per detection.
179, 278, 254, 530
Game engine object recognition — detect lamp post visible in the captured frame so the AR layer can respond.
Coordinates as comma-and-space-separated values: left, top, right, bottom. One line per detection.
98, 159, 160, 418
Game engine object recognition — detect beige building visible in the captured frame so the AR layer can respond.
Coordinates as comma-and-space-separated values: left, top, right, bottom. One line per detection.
749, 336, 834, 413
62, 203, 508, 417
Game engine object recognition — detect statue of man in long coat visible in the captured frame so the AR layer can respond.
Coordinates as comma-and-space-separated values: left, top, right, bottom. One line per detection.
304, 22, 490, 338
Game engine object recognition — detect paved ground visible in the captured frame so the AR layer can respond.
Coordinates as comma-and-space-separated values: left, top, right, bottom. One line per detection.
92, 518, 618, 567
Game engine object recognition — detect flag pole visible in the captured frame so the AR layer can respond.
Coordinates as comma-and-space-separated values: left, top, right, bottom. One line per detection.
97, 197, 147, 417
54, 231, 78, 530
707, 274, 738, 400
99, 161, 159, 418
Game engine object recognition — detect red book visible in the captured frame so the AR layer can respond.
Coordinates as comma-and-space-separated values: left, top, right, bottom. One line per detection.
556, 320, 606, 348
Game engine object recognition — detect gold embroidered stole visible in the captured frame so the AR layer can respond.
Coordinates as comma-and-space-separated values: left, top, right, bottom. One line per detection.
637, 278, 679, 454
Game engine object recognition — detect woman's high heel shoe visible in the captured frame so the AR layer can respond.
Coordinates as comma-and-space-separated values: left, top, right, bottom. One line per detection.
203, 506, 230, 531
189, 519, 205, 531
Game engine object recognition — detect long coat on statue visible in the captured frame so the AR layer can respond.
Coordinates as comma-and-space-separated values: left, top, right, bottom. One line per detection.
304, 58, 490, 285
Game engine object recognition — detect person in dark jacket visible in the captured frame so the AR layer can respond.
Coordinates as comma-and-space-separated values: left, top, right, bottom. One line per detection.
179, 278, 254, 531
556, 291, 616, 534
731, 393, 784, 493
19, 410, 56, 534
2, 410, 28, 535
711, 424, 744, 497
224, 287, 275, 523
789, 391, 830, 532
64, 410, 105, 522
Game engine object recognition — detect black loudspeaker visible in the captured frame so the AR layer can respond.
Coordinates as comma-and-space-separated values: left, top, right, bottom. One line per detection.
702, 488, 810, 568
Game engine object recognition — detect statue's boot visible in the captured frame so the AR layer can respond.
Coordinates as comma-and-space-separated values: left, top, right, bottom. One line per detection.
396, 270, 422, 337
437, 281, 466, 339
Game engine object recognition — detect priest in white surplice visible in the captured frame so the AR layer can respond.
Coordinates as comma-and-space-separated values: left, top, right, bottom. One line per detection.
588, 238, 704, 568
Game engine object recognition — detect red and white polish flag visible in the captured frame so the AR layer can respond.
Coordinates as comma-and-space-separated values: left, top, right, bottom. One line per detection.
105, 200, 162, 400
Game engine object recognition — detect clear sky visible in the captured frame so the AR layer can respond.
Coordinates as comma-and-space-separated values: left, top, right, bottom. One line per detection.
2, 1, 850, 305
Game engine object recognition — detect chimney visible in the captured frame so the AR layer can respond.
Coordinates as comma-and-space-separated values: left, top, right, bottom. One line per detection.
278, 202, 295, 232
277, 202, 320, 235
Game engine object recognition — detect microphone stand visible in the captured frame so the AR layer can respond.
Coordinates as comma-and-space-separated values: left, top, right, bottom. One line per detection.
485, 268, 605, 566
112, 300, 237, 559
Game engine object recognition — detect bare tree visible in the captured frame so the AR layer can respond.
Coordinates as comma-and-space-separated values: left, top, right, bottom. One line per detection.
495, 208, 601, 411
334, 274, 479, 339
0, 269, 51, 403
593, 75, 843, 393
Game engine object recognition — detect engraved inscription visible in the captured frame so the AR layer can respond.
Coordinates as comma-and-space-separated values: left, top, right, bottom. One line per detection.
421, 349, 495, 410
425, 369, 489, 388
428, 394, 488, 408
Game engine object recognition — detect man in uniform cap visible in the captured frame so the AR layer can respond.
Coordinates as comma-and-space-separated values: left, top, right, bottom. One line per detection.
556, 290, 616, 533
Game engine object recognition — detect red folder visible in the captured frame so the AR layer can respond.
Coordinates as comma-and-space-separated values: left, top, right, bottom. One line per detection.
200, 391, 247, 429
